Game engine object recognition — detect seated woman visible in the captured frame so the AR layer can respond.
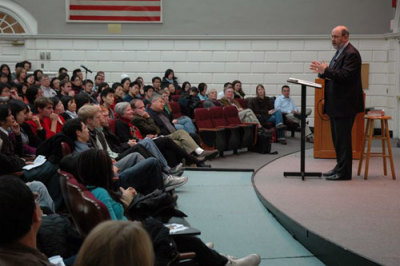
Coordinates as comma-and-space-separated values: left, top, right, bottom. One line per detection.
248, 84, 287, 144
74, 149, 261, 266
219, 87, 262, 128
198, 83, 208, 101
47, 96, 66, 135
161, 69, 180, 91
232, 80, 245, 99
60, 95, 78, 120
75, 220, 154, 266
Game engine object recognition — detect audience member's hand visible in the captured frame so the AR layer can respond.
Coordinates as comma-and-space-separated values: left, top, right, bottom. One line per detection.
268, 109, 275, 115
111, 158, 117, 164
113, 165, 119, 174
120, 187, 137, 206
128, 139, 137, 147
146, 134, 156, 139
11, 122, 20, 135
32, 115, 43, 129
49, 113, 59, 121
238, 108, 243, 112
172, 119, 178, 124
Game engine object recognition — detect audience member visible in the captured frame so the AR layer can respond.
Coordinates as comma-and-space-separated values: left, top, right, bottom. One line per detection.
40, 75, 57, 98
203, 88, 221, 108
161, 68, 179, 90
232, 80, 245, 99
75, 220, 154, 266
198, 82, 208, 100
275, 85, 313, 142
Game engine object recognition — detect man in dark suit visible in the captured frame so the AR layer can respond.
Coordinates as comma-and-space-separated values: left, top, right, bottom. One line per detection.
310, 25, 364, 181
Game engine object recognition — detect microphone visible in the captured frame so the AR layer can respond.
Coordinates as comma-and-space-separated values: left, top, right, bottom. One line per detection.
80, 65, 92, 73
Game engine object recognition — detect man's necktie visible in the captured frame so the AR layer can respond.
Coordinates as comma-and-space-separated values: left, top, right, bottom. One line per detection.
329, 50, 339, 68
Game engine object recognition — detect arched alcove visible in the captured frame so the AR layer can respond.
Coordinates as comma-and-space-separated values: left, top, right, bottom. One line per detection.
0, 0, 37, 34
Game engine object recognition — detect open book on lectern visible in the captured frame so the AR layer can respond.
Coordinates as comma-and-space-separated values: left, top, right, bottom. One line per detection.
287, 77, 322, 89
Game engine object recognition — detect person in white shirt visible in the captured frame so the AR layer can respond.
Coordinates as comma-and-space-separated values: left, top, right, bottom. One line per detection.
274, 85, 313, 142
40, 75, 57, 98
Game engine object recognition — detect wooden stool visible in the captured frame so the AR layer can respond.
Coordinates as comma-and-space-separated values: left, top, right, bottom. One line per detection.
357, 115, 396, 180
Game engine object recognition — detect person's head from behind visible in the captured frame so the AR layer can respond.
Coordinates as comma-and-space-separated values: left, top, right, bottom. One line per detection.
281, 85, 290, 98
189, 87, 199, 97
0, 175, 42, 246
75, 92, 91, 110
75, 220, 154, 266
63, 118, 89, 144
256, 84, 265, 98
0, 104, 15, 129
77, 149, 114, 189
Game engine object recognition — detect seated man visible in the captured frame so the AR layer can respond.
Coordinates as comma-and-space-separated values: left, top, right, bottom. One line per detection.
0, 175, 53, 266
248, 84, 287, 144
219, 86, 262, 128
275, 85, 313, 143
62, 118, 185, 193
145, 95, 218, 160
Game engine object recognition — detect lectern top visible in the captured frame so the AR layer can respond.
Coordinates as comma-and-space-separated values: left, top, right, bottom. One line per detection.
287, 77, 322, 89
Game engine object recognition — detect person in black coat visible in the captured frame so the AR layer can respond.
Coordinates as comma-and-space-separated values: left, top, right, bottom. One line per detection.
310, 25, 364, 181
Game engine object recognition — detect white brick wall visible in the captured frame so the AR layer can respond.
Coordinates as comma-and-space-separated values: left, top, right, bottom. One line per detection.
0, 36, 398, 136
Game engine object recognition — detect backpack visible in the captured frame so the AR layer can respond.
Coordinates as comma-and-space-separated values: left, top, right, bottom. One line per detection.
126, 189, 187, 222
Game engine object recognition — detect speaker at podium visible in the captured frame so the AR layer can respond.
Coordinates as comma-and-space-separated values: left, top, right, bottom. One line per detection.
313, 78, 365, 159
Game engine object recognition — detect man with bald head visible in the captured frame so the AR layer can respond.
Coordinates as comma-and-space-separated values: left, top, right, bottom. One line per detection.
310, 25, 363, 181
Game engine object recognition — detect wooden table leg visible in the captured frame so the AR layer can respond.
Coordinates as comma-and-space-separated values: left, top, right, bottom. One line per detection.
385, 120, 396, 180
381, 119, 387, 176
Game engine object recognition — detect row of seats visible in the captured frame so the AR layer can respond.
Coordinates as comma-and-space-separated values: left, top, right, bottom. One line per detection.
194, 106, 258, 156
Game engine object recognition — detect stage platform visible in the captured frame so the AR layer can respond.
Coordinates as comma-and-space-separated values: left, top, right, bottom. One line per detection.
253, 145, 400, 266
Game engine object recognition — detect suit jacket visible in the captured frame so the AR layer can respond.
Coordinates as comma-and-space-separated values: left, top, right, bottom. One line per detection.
147, 108, 174, 136
320, 43, 364, 118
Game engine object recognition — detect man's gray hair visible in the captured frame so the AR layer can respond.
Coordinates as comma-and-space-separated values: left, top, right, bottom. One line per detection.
114, 102, 130, 117
151, 94, 163, 103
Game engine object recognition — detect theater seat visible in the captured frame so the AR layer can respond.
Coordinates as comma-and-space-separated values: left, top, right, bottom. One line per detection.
59, 170, 110, 237
223, 106, 257, 148
209, 107, 241, 153
170, 101, 183, 119
194, 108, 227, 154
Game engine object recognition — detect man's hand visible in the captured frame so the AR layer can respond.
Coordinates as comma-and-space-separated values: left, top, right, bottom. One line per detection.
268, 109, 275, 115
113, 165, 119, 174
172, 119, 178, 124
11, 122, 20, 135
146, 134, 156, 139
128, 139, 137, 147
310, 61, 328, 74
49, 113, 59, 121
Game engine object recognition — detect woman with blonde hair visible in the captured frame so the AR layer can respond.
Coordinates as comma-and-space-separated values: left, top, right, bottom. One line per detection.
75, 220, 154, 266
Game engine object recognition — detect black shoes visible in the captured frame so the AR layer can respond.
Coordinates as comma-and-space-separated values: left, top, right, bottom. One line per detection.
325, 174, 351, 181
322, 169, 336, 177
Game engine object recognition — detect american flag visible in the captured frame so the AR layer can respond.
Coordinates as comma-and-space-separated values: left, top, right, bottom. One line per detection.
66, 0, 162, 23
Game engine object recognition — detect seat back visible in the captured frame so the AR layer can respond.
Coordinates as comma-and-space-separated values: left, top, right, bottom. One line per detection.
108, 119, 116, 134
194, 108, 213, 128
236, 98, 247, 109
60, 141, 72, 157
223, 106, 242, 125
209, 107, 227, 127
170, 101, 183, 119
59, 170, 110, 237
171, 95, 181, 102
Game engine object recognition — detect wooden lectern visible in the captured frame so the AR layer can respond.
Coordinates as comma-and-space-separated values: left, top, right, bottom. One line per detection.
313, 78, 365, 159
